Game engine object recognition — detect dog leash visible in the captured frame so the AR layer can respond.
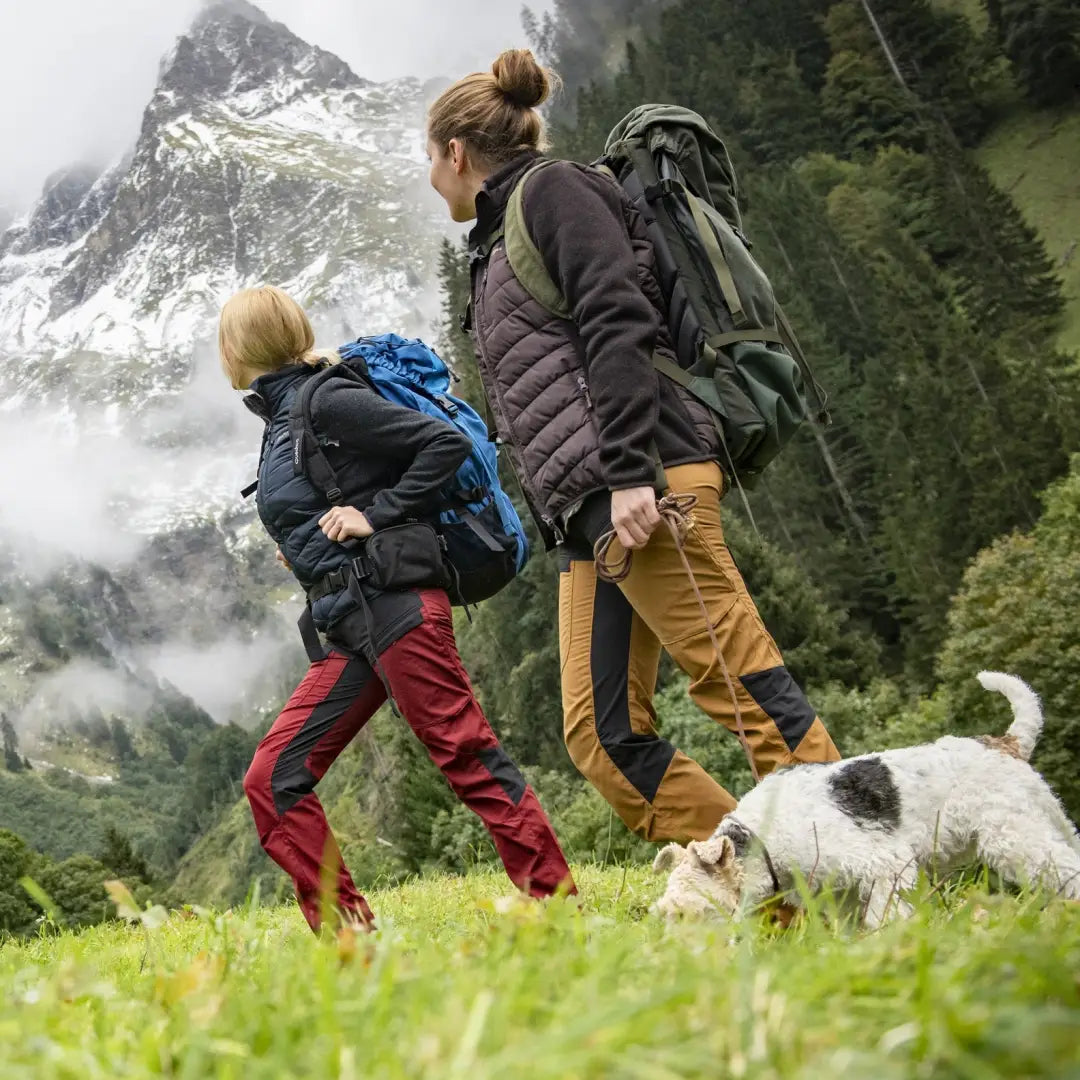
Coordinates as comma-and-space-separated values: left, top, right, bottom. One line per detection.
594, 492, 762, 786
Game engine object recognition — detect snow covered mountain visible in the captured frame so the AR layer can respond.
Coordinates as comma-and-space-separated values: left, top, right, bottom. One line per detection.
0, 0, 453, 740
0, 0, 444, 405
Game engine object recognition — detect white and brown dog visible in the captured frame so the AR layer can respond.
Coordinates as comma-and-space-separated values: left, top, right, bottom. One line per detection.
652, 673, 1080, 927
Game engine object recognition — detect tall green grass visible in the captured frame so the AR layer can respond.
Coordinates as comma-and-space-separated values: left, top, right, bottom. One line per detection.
2, 865, 1077, 1078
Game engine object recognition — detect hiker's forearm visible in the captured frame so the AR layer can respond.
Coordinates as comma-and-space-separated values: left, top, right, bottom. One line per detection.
525, 166, 659, 489
314, 385, 471, 528
363, 428, 470, 528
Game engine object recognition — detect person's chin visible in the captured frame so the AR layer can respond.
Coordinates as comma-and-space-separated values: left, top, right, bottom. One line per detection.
451, 204, 478, 224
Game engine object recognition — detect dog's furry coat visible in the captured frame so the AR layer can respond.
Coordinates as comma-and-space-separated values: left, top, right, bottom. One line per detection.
653, 673, 1080, 926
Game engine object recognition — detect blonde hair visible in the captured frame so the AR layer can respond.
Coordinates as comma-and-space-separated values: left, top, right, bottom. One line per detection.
218, 285, 321, 389
427, 48, 559, 166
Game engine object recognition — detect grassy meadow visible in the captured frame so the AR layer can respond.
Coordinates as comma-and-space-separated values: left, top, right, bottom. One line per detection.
1, 865, 1078, 1079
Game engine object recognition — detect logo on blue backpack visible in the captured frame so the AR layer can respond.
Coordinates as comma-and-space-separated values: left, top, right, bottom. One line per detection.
337, 334, 529, 604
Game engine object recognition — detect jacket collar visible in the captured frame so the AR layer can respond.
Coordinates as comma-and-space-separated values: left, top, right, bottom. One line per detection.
244, 364, 316, 420
468, 150, 544, 254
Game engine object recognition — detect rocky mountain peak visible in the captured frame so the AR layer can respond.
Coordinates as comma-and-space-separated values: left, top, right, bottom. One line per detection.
153, 0, 363, 122
194, 0, 275, 31
2, 163, 117, 257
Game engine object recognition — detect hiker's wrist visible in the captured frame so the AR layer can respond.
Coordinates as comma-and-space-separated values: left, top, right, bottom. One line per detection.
610, 486, 661, 550
361, 504, 392, 531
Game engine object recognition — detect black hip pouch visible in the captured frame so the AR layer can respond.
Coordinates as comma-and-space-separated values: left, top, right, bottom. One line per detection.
351, 523, 453, 593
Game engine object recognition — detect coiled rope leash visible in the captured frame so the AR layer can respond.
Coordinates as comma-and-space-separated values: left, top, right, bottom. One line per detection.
593, 492, 762, 785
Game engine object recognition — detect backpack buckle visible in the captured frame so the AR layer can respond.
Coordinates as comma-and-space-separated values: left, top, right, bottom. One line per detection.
434, 394, 459, 418
643, 178, 678, 203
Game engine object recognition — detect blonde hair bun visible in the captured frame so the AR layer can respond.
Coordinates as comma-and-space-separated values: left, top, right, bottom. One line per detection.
491, 49, 552, 110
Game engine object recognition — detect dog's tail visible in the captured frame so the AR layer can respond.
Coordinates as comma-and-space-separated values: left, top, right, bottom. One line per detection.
976, 671, 1043, 760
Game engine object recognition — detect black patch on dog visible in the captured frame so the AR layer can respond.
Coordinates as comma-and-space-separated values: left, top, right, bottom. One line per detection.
719, 818, 752, 858
827, 757, 901, 831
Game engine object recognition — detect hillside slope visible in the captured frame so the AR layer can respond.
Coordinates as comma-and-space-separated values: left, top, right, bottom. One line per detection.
977, 107, 1080, 352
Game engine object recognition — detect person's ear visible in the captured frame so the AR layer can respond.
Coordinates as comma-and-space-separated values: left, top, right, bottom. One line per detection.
448, 137, 468, 176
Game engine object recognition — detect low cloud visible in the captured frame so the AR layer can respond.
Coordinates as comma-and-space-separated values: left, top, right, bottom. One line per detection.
142, 616, 302, 725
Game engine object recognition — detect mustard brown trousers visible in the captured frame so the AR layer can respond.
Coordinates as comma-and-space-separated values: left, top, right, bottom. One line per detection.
559, 462, 841, 843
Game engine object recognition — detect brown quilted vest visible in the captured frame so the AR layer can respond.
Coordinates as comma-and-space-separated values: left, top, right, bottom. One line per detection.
468, 156, 718, 547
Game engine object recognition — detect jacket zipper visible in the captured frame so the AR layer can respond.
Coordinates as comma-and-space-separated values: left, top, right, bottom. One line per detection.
473, 263, 564, 544
576, 375, 593, 410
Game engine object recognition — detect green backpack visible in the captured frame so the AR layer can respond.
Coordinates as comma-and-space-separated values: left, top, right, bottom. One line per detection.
501, 104, 829, 500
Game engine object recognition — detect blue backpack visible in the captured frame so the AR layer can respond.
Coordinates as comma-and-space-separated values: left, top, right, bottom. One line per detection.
297, 334, 529, 605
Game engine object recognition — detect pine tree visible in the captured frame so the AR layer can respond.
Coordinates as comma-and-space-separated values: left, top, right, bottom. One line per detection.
813, 163, 1074, 666
436, 237, 483, 408
1, 715, 23, 773
865, 144, 1066, 341
737, 50, 839, 164
100, 826, 151, 885
857, 0, 998, 142
109, 717, 136, 763
821, 2, 929, 154
987, 0, 1080, 107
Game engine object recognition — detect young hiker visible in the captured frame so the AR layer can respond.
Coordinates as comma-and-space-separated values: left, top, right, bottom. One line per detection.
220, 285, 573, 931
426, 50, 842, 845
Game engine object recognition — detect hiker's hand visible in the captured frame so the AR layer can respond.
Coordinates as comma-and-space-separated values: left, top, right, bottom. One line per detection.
275, 548, 291, 571
319, 506, 374, 542
611, 486, 661, 551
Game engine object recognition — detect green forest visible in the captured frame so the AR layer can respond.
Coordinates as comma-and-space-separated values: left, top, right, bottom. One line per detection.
2, 0, 1079, 937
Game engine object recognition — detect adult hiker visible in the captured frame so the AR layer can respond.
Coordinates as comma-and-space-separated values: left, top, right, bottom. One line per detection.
220, 284, 573, 932
426, 49, 842, 845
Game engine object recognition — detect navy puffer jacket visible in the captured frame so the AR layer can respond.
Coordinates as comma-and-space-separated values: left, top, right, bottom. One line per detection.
245, 364, 471, 631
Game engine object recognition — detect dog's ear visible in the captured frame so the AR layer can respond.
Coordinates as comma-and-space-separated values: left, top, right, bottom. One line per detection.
652, 843, 687, 873
688, 835, 736, 872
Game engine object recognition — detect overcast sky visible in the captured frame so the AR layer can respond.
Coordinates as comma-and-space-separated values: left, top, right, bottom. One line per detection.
0, 0, 552, 211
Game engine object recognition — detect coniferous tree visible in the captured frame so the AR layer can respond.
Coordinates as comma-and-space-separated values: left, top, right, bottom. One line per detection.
436, 238, 483, 408
987, 0, 1080, 106
737, 51, 839, 164
865, 145, 1065, 340
1, 715, 23, 772
99, 826, 151, 885
109, 717, 136, 763
525, 0, 676, 108
821, 2, 931, 154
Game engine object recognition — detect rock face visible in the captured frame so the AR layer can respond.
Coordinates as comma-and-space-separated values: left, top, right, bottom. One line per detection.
0, 2, 451, 736
0, 0, 444, 405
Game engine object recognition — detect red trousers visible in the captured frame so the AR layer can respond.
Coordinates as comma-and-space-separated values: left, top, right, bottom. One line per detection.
243, 589, 574, 931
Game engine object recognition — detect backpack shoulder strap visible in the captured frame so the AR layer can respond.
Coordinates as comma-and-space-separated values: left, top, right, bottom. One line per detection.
503, 159, 572, 320
288, 361, 370, 505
